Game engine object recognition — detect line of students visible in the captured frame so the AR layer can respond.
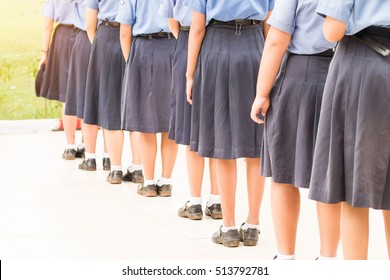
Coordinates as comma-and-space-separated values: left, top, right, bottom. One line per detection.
39, 0, 390, 259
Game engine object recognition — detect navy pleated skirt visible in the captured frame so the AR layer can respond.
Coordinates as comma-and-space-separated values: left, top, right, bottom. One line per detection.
40, 24, 78, 102
190, 24, 264, 159
121, 35, 176, 133
65, 30, 91, 118
168, 30, 191, 145
261, 52, 332, 189
309, 31, 390, 210
83, 24, 125, 130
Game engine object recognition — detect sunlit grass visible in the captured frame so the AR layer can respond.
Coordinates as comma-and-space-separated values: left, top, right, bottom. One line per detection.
0, 0, 62, 120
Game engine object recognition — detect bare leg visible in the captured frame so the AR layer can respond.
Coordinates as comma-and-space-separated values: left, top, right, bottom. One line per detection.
341, 203, 369, 260
62, 104, 77, 145
209, 158, 219, 195
245, 158, 265, 225
103, 129, 123, 166
217, 159, 237, 227
317, 202, 341, 258
161, 132, 178, 178
130, 131, 142, 165
271, 182, 300, 255
186, 147, 204, 197
383, 210, 390, 259
140, 133, 157, 180
81, 123, 98, 154
102, 129, 108, 154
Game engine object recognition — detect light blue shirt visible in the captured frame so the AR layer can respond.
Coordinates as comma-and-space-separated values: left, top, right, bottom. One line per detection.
85, 0, 119, 22
116, 0, 170, 36
74, 1, 86, 30
42, 0, 83, 27
317, 0, 390, 35
268, 0, 335, 54
184, 0, 276, 25
158, 0, 192, 27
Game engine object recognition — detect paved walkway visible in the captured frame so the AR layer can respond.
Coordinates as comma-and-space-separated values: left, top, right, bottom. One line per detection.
0, 119, 387, 260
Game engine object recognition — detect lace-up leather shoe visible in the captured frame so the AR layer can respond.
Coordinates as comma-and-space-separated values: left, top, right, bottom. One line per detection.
239, 223, 260, 246
205, 203, 223, 219
107, 170, 123, 184
78, 158, 96, 171
178, 201, 203, 220
212, 227, 240, 247
123, 170, 144, 183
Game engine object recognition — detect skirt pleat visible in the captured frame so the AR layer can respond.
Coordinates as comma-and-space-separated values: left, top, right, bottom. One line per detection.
65, 30, 91, 118
261, 53, 332, 189
309, 34, 390, 209
121, 36, 176, 133
190, 25, 264, 159
83, 25, 125, 130
40, 24, 78, 102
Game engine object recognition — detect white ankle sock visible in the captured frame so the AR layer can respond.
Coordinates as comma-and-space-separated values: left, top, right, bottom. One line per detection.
144, 179, 155, 186
241, 222, 260, 231
103, 152, 109, 158
85, 152, 96, 159
275, 253, 295, 260
157, 177, 172, 186
221, 225, 236, 233
66, 144, 75, 150
111, 165, 122, 171
128, 163, 143, 173
188, 196, 202, 206
77, 143, 85, 149
207, 194, 221, 206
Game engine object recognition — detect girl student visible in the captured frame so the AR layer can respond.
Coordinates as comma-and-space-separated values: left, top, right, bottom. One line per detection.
117, 0, 178, 197
39, 0, 84, 160
185, 0, 274, 247
250, 0, 340, 260
83, 0, 143, 184
308, 0, 390, 260
158, 0, 221, 219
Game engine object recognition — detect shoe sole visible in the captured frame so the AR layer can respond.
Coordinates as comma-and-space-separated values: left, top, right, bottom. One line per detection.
137, 190, 158, 197
242, 240, 258, 246
103, 166, 110, 171
213, 239, 240, 248
107, 178, 122, 184
63, 156, 75, 160
178, 212, 203, 220
158, 191, 171, 197
79, 166, 96, 171
123, 177, 144, 184
205, 210, 223, 220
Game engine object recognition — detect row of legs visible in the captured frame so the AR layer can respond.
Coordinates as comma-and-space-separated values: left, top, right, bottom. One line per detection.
61, 104, 390, 259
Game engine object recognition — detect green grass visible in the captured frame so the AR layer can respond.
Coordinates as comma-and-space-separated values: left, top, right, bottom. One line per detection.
0, 0, 62, 120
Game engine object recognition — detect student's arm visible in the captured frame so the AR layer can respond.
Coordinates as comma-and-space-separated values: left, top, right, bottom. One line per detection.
323, 16, 346, 42
119, 24, 132, 62
186, 11, 206, 105
86, 7, 99, 44
168, 18, 180, 39
39, 17, 54, 68
262, 11, 272, 39
250, 26, 291, 124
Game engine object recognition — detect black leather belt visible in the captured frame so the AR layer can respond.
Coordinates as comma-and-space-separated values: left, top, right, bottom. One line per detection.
354, 26, 390, 57
59, 23, 78, 30
209, 19, 261, 26
101, 20, 120, 28
290, 49, 334, 57
138, 32, 173, 39
180, 26, 190, 31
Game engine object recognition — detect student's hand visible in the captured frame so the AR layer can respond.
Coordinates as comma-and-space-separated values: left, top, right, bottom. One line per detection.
250, 96, 270, 124
38, 53, 48, 69
186, 78, 193, 105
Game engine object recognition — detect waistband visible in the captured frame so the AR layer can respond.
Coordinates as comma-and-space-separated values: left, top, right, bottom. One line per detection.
359, 26, 390, 37
209, 19, 261, 26
58, 23, 79, 30
138, 32, 173, 39
180, 26, 191, 31
354, 26, 390, 57
101, 20, 120, 28
290, 49, 334, 58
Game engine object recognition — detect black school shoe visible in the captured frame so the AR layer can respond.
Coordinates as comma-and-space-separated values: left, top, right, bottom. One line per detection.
62, 148, 76, 160
239, 223, 260, 246
102, 157, 111, 171
107, 170, 123, 184
157, 184, 172, 197
123, 169, 144, 184
212, 226, 240, 247
78, 158, 97, 171
178, 201, 203, 220
75, 147, 85, 158
137, 184, 158, 197
205, 203, 223, 219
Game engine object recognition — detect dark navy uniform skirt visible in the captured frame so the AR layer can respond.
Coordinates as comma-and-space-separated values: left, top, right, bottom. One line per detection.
190, 24, 264, 159
65, 30, 91, 118
309, 29, 390, 210
262, 52, 332, 189
168, 30, 191, 145
121, 35, 176, 133
83, 24, 125, 130
40, 24, 78, 102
